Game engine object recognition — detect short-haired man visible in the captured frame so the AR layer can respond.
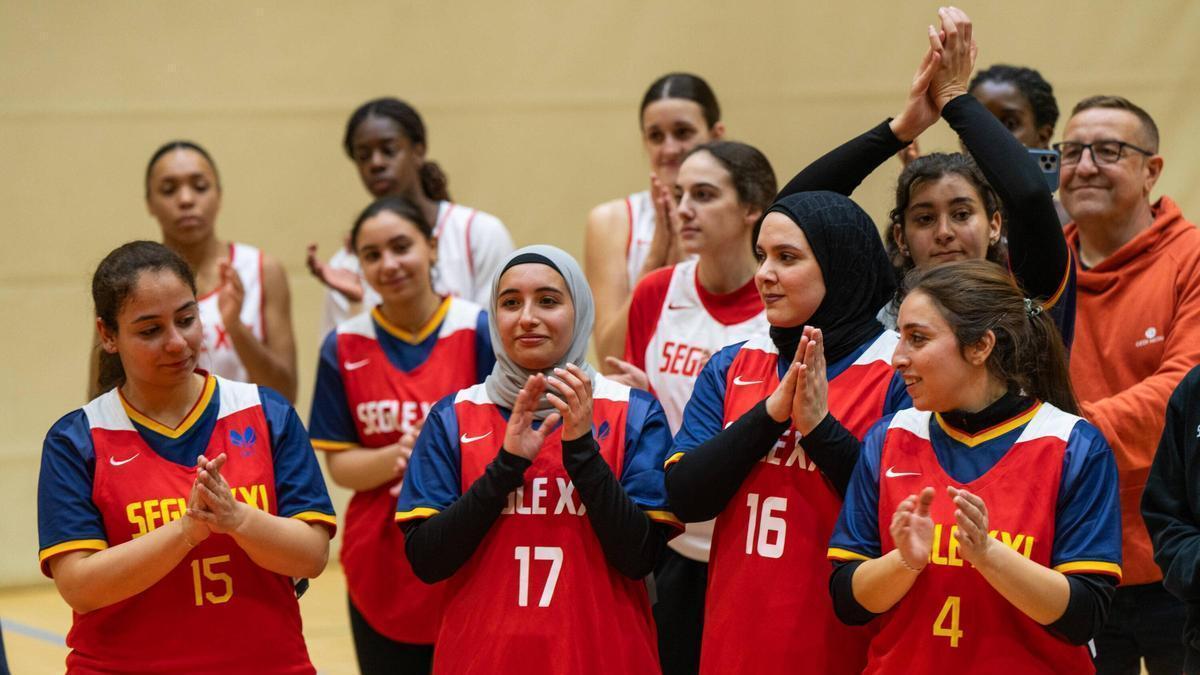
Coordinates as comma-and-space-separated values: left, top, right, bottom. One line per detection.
1058, 95, 1200, 674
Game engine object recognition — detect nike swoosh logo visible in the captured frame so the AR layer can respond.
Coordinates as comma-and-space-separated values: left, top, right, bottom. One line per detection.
344, 359, 370, 371
460, 431, 493, 444
885, 466, 920, 478
733, 376, 763, 386
110, 454, 140, 467
667, 303, 695, 310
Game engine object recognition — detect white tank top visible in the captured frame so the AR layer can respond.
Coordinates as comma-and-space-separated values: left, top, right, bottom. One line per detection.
197, 242, 265, 383
624, 190, 657, 290
640, 259, 769, 561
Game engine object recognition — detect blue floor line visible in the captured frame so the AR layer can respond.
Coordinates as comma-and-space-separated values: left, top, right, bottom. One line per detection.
0, 618, 66, 647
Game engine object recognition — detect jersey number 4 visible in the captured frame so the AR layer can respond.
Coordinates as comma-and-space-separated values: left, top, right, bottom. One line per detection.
933, 595, 963, 647
514, 546, 563, 607
745, 493, 787, 558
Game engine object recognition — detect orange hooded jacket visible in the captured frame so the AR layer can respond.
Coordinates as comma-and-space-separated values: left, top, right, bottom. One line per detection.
1066, 196, 1200, 585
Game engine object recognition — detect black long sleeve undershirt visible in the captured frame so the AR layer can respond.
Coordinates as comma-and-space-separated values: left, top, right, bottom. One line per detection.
829, 559, 1117, 645
402, 448, 531, 584
402, 435, 669, 583
776, 94, 1066, 302
663, 400, 868, 523
561, 433, 669, 579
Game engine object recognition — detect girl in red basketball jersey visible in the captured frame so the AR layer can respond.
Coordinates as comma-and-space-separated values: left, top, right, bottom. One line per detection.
397, 245, 680, 675
667, 189, 910, 674
587, 73, 726, 367
829, 261, 1121, 674
308, 197, 495, 673
90, 142, 300, 402
40, 241, 335, 674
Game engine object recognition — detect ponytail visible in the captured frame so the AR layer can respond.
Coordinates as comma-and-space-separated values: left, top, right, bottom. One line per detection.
902, 260, 1078, 414
418, 161, 450, 202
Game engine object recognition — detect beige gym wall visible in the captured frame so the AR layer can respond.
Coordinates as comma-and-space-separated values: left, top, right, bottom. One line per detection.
3, 0, 1198, 587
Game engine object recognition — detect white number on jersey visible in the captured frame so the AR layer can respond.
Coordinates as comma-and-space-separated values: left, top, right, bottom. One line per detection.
745, 493, 787, 558
514, 546, 563, 607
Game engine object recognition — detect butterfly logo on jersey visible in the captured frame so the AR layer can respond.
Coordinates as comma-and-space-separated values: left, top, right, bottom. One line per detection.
594, 420, 611, 441
230, 426, 258, 456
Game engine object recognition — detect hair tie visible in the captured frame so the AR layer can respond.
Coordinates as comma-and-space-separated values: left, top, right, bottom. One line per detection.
1024, 298, 1044, 317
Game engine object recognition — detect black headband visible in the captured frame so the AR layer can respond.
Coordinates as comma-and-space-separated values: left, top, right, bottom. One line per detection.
501, 252, 562, 276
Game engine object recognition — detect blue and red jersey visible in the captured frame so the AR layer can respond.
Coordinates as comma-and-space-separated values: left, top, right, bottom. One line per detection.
397, 376, 680, 674
308, 297, 493, 645
37, 374, 335, 674
669, 331, 909, 675
829, 402, 1122, 674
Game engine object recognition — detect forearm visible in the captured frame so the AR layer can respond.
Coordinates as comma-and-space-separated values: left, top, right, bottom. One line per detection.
595, 298, 633, 368
973, 543, 1071, 625
799, 414, 863, 497
225, 320, 297, 402
402, 449, 531, 583
563, 435, 667, 578
325, 445, 400, 492
229, 508, 330, 579
53, 519, 193, 613
851, 550, 922, 613
666, 401, 790, 522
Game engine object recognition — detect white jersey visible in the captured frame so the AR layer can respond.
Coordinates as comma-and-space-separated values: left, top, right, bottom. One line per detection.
197, 242, 265, 383
624, 190, 657, 290
626, 259, 769, 561
319, 201, 514, 336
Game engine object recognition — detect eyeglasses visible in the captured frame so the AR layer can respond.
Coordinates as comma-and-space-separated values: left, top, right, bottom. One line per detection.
1052, 140, 1155, 166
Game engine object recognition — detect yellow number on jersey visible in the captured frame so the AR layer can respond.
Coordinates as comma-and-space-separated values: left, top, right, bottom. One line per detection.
191, 555, 233, 606
933, 595, 963, 647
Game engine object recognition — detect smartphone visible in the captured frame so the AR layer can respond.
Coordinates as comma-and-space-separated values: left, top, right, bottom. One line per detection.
1028, 148, 1060, 193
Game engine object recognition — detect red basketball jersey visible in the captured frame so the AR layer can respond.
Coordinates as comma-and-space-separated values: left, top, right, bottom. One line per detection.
700, 334, 898, 675
432, 378, 662, 675
69, 377, 316, 674
334, 300, 481, 643
870, 405, 1095, 674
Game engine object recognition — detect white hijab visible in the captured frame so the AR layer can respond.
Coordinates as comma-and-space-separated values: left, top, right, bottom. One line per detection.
484, 245, 597, 419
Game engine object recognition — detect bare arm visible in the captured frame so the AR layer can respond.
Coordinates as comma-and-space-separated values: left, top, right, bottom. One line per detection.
585, 199, 634, 370
323, 444, 406, 492
49, 519, 199, 614
223, 254, 298, 402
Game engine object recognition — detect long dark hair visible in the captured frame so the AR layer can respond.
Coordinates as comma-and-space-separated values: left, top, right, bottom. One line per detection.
901, 259, 1077, 414
93, 241, 197, 393
887, 152, 1006, 276
343, 97, 450, 201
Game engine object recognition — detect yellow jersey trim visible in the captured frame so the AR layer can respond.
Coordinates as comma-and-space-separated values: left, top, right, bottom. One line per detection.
311, 439, 357, 452
645, 510, 684, 530
935, 402, 1042, 448
39, 539, 109, 575
395, 507, 441, 522
120, 374, 217, 439
663, 451, 685, 469
373, 298, 450, 345
291, 511, 337, 527
827, 547, 871, 562
1054, 560, 1123, 579
1043, 245, 1074, 311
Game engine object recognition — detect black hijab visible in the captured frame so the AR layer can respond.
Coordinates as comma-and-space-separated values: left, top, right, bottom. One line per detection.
759, 191, 895, 364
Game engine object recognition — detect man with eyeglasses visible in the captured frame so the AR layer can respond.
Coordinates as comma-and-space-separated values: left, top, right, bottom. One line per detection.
1056, 95, 1200, 675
